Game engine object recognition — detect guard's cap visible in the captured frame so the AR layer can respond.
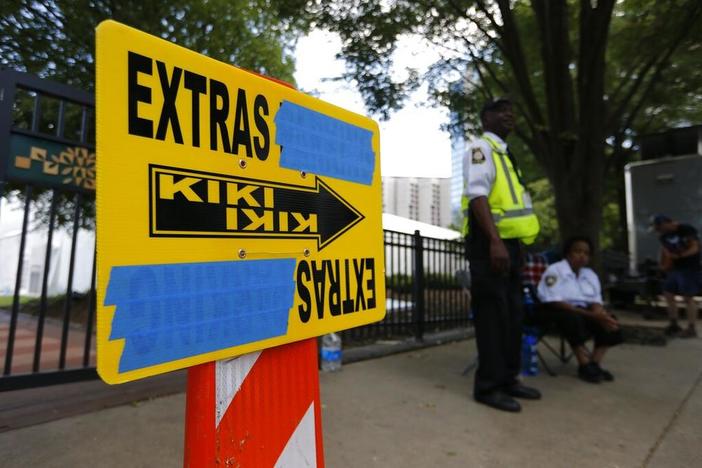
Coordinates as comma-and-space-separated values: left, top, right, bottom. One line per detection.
649, 214, 672, 231
480, 97, 512, 119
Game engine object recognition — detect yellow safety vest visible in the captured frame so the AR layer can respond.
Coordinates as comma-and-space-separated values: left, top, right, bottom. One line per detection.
461, 134, 540, 244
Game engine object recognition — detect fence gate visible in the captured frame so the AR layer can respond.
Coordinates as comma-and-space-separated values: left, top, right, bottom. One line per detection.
0, 70, 97, 391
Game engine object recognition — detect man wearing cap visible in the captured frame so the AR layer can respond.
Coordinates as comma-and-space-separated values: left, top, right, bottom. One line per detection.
651, 215, 700, 338
462, 97, 541, 412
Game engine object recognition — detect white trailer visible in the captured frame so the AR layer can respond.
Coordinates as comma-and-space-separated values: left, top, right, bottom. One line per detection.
624, 154, 702, 275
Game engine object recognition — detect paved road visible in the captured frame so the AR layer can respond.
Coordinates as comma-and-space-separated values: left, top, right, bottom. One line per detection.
1, 337, 701, 467
0, 309, 95, 375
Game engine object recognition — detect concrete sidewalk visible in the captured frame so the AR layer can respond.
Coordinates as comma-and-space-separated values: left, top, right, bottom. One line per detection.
1, 337, 701, 467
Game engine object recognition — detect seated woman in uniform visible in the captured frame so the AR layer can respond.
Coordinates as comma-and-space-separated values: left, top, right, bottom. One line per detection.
536, 236, 623, 383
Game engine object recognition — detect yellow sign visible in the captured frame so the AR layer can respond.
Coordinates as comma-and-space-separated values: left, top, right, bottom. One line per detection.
96, 21, 385, 384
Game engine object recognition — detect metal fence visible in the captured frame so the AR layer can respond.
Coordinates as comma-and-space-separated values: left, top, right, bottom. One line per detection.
0, 223, 469, 391
0, 188, 97, 391
0, 70, 98, 391
340, 230, 471, 345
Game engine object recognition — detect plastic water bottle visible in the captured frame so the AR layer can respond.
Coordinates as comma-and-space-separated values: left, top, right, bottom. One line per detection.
523, 286, 535, 315
520, 334, 531, 376
521, 328, 539, 376
528, 332, 539, 376
523, 286, 533, 303
321, 333, 342, 372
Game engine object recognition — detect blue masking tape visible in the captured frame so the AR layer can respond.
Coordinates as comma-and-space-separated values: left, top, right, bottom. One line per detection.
104, 259, 296, 372
274, 101, 376, 185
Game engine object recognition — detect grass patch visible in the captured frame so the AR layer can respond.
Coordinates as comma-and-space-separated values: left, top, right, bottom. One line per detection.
0, 293, 93, 325
0, 295, 32, 308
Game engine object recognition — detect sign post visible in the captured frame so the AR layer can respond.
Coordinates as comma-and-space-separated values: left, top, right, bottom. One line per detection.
184, 341, 325, 467
96, 20, 384, 466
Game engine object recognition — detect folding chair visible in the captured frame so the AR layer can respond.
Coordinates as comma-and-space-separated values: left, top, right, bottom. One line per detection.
522, 253, 574, 376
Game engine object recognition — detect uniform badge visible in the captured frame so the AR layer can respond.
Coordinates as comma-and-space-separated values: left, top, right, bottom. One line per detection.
545, 275, 557, 287
472, 148, 486, 164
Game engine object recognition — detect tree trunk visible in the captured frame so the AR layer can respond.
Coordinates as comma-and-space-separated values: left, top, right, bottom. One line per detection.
542, 125, 606, 279
550, 147, 605, 250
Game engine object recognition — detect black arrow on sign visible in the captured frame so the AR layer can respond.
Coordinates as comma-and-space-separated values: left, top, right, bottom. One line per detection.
150, 165, 365, 250
272, 176, 365, 248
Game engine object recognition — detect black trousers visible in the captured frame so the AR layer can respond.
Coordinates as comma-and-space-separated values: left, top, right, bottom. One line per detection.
469, 239, 523, 397
534, 303, 624, 349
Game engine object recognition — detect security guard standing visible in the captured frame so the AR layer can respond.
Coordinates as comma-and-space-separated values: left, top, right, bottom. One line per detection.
462, 97, 541, 412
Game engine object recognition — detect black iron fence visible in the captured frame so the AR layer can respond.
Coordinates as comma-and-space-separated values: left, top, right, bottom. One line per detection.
1, 70, 98, 391
0, 222, 469, 391
340, 230, 471, 345
0, 187, 98, 391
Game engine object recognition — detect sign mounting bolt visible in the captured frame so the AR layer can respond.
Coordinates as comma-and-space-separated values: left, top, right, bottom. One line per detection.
303, 248, 311, 257
238, 249, 247, 259
300, 171, 306, 178
238, 159, 247, 169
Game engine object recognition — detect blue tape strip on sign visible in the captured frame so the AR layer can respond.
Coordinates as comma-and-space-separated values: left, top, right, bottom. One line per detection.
104, 259, 296, 372
274, 101, 375, 185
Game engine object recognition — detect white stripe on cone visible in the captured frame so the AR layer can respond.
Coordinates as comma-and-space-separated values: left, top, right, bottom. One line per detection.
215, 351, 261, 427
274, 402, 317, 468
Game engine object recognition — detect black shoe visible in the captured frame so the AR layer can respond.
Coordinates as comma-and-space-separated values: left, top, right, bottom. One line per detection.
678, 326, 697, 339
505, 383, 542, 400
578, 363, 602, 383
664, 322, 682, 336
475, 391, 522, 413
594, 363, 614, 382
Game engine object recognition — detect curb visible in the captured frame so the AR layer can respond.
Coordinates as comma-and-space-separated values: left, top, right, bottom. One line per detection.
343, 328, 474, 364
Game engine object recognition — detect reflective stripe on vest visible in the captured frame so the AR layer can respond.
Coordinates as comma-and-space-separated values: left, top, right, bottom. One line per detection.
462, 134, 540, 243
492, 208, 535, 222
462, 206, 535, 223
494, 149, 518, 204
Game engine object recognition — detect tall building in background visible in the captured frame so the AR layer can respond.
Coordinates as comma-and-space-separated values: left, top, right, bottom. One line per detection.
448, 81, 469, 228
382, 177, 452, 228
449, 126, 466, 227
